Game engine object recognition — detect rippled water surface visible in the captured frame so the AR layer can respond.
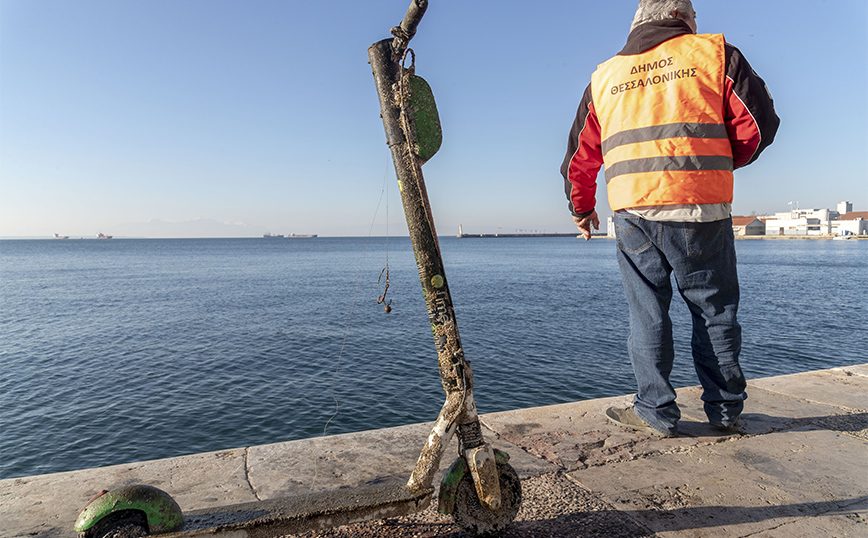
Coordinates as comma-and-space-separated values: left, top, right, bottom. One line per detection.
1, 237, 865, 478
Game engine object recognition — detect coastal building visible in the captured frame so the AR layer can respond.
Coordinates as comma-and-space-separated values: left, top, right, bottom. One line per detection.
832, 211, 868, 236
838, 201, 854, 214
765, 215, 828, 236
761, 201, 866, 236
731, 216, 765, 236
763, 202, 837, 236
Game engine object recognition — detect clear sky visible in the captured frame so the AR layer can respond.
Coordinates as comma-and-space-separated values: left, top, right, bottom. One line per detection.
1, 0, 866, 238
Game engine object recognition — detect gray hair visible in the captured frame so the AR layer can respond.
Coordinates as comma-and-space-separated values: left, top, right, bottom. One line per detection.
631, 0, 694, 31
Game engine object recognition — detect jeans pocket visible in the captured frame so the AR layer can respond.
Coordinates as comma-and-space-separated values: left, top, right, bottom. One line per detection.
683, 219, 728, 259
615, 216, 652, 253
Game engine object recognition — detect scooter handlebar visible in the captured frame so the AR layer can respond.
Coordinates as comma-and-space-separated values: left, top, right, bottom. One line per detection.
398, 0, 428, 41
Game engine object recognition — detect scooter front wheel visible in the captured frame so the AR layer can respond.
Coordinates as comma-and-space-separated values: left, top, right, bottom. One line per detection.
451, 461, 521, 537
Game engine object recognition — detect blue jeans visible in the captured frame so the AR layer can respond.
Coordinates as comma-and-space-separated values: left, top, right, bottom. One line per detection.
614, 212, 746, 435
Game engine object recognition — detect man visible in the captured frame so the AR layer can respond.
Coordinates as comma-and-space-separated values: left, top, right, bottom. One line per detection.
561, 0, 779, 437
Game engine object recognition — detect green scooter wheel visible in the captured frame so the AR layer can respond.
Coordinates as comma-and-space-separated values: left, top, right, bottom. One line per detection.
81, 510, 149, 538
76, 485, 182, 537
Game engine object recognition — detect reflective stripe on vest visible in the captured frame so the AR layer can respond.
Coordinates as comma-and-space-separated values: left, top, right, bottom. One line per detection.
590, 33, 733, 211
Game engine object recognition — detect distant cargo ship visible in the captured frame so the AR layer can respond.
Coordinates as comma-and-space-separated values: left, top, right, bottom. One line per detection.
287, 234, 317, 238
263, 232, 284, 238
97, 233, 112, 239
53, 234, 69, 239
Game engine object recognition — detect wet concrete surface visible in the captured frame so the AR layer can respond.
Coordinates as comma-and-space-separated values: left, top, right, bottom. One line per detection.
2, 365, 866, 538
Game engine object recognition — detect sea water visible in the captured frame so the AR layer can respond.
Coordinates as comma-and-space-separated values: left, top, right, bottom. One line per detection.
1, 237, 865, 478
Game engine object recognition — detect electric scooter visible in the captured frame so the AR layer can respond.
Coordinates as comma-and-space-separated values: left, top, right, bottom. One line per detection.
74, 2, 521, 536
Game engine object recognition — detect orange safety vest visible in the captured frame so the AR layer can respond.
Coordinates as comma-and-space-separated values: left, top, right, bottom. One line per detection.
591, 33, 733, 211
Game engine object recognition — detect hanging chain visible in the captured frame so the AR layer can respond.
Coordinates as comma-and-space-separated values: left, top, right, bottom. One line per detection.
377, 266, 392, 312
378, 143, 393, 314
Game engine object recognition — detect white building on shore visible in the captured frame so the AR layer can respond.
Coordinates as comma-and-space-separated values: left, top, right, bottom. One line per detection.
763, 201, 865, 236
764, 214, 828, 235
832, 211, 868, 236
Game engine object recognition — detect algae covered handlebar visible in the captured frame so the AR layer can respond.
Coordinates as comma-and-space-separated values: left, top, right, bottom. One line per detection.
393, 0, 428, 50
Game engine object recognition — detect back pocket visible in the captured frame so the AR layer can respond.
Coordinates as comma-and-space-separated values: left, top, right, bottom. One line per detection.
615, 216, 652, 253
683, 219, 728, 259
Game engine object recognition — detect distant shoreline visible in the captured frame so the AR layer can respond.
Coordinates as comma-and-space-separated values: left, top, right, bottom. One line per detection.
456, 232, 584, 238
734, 235, 867, 240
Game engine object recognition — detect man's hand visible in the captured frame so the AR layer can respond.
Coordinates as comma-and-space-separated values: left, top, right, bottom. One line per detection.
573, 211, 600, 241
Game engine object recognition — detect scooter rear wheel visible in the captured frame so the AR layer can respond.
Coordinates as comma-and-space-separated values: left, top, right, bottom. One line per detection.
83, 510, 149, 538
451, 461, 521, 537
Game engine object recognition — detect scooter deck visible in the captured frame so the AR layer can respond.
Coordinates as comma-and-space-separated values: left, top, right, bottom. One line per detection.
160, 482, 432, 538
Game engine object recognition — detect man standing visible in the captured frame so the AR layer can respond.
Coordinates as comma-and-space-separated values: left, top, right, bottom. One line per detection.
561, 0, 779, 437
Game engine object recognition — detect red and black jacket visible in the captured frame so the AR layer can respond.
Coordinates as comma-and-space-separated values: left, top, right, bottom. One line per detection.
561, 19, 780, 218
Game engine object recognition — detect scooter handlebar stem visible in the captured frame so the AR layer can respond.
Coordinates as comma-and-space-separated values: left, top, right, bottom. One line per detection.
391, 0, 428, 55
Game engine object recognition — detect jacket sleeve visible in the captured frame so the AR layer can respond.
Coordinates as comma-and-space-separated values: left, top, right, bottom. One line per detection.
724, 43, 781, 169
560, 83, 604, 218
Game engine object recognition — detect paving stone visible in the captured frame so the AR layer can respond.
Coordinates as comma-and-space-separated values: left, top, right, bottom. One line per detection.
568, 428, 867, 538
749, 367, 868, 411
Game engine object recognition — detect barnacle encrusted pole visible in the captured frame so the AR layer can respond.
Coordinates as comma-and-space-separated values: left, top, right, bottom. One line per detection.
367, 0, 502, 510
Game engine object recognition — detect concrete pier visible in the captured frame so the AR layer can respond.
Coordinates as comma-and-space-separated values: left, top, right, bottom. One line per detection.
3, 365, 866, 537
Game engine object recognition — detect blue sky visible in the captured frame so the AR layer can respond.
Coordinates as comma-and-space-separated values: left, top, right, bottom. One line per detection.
1, 0, 866, 238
